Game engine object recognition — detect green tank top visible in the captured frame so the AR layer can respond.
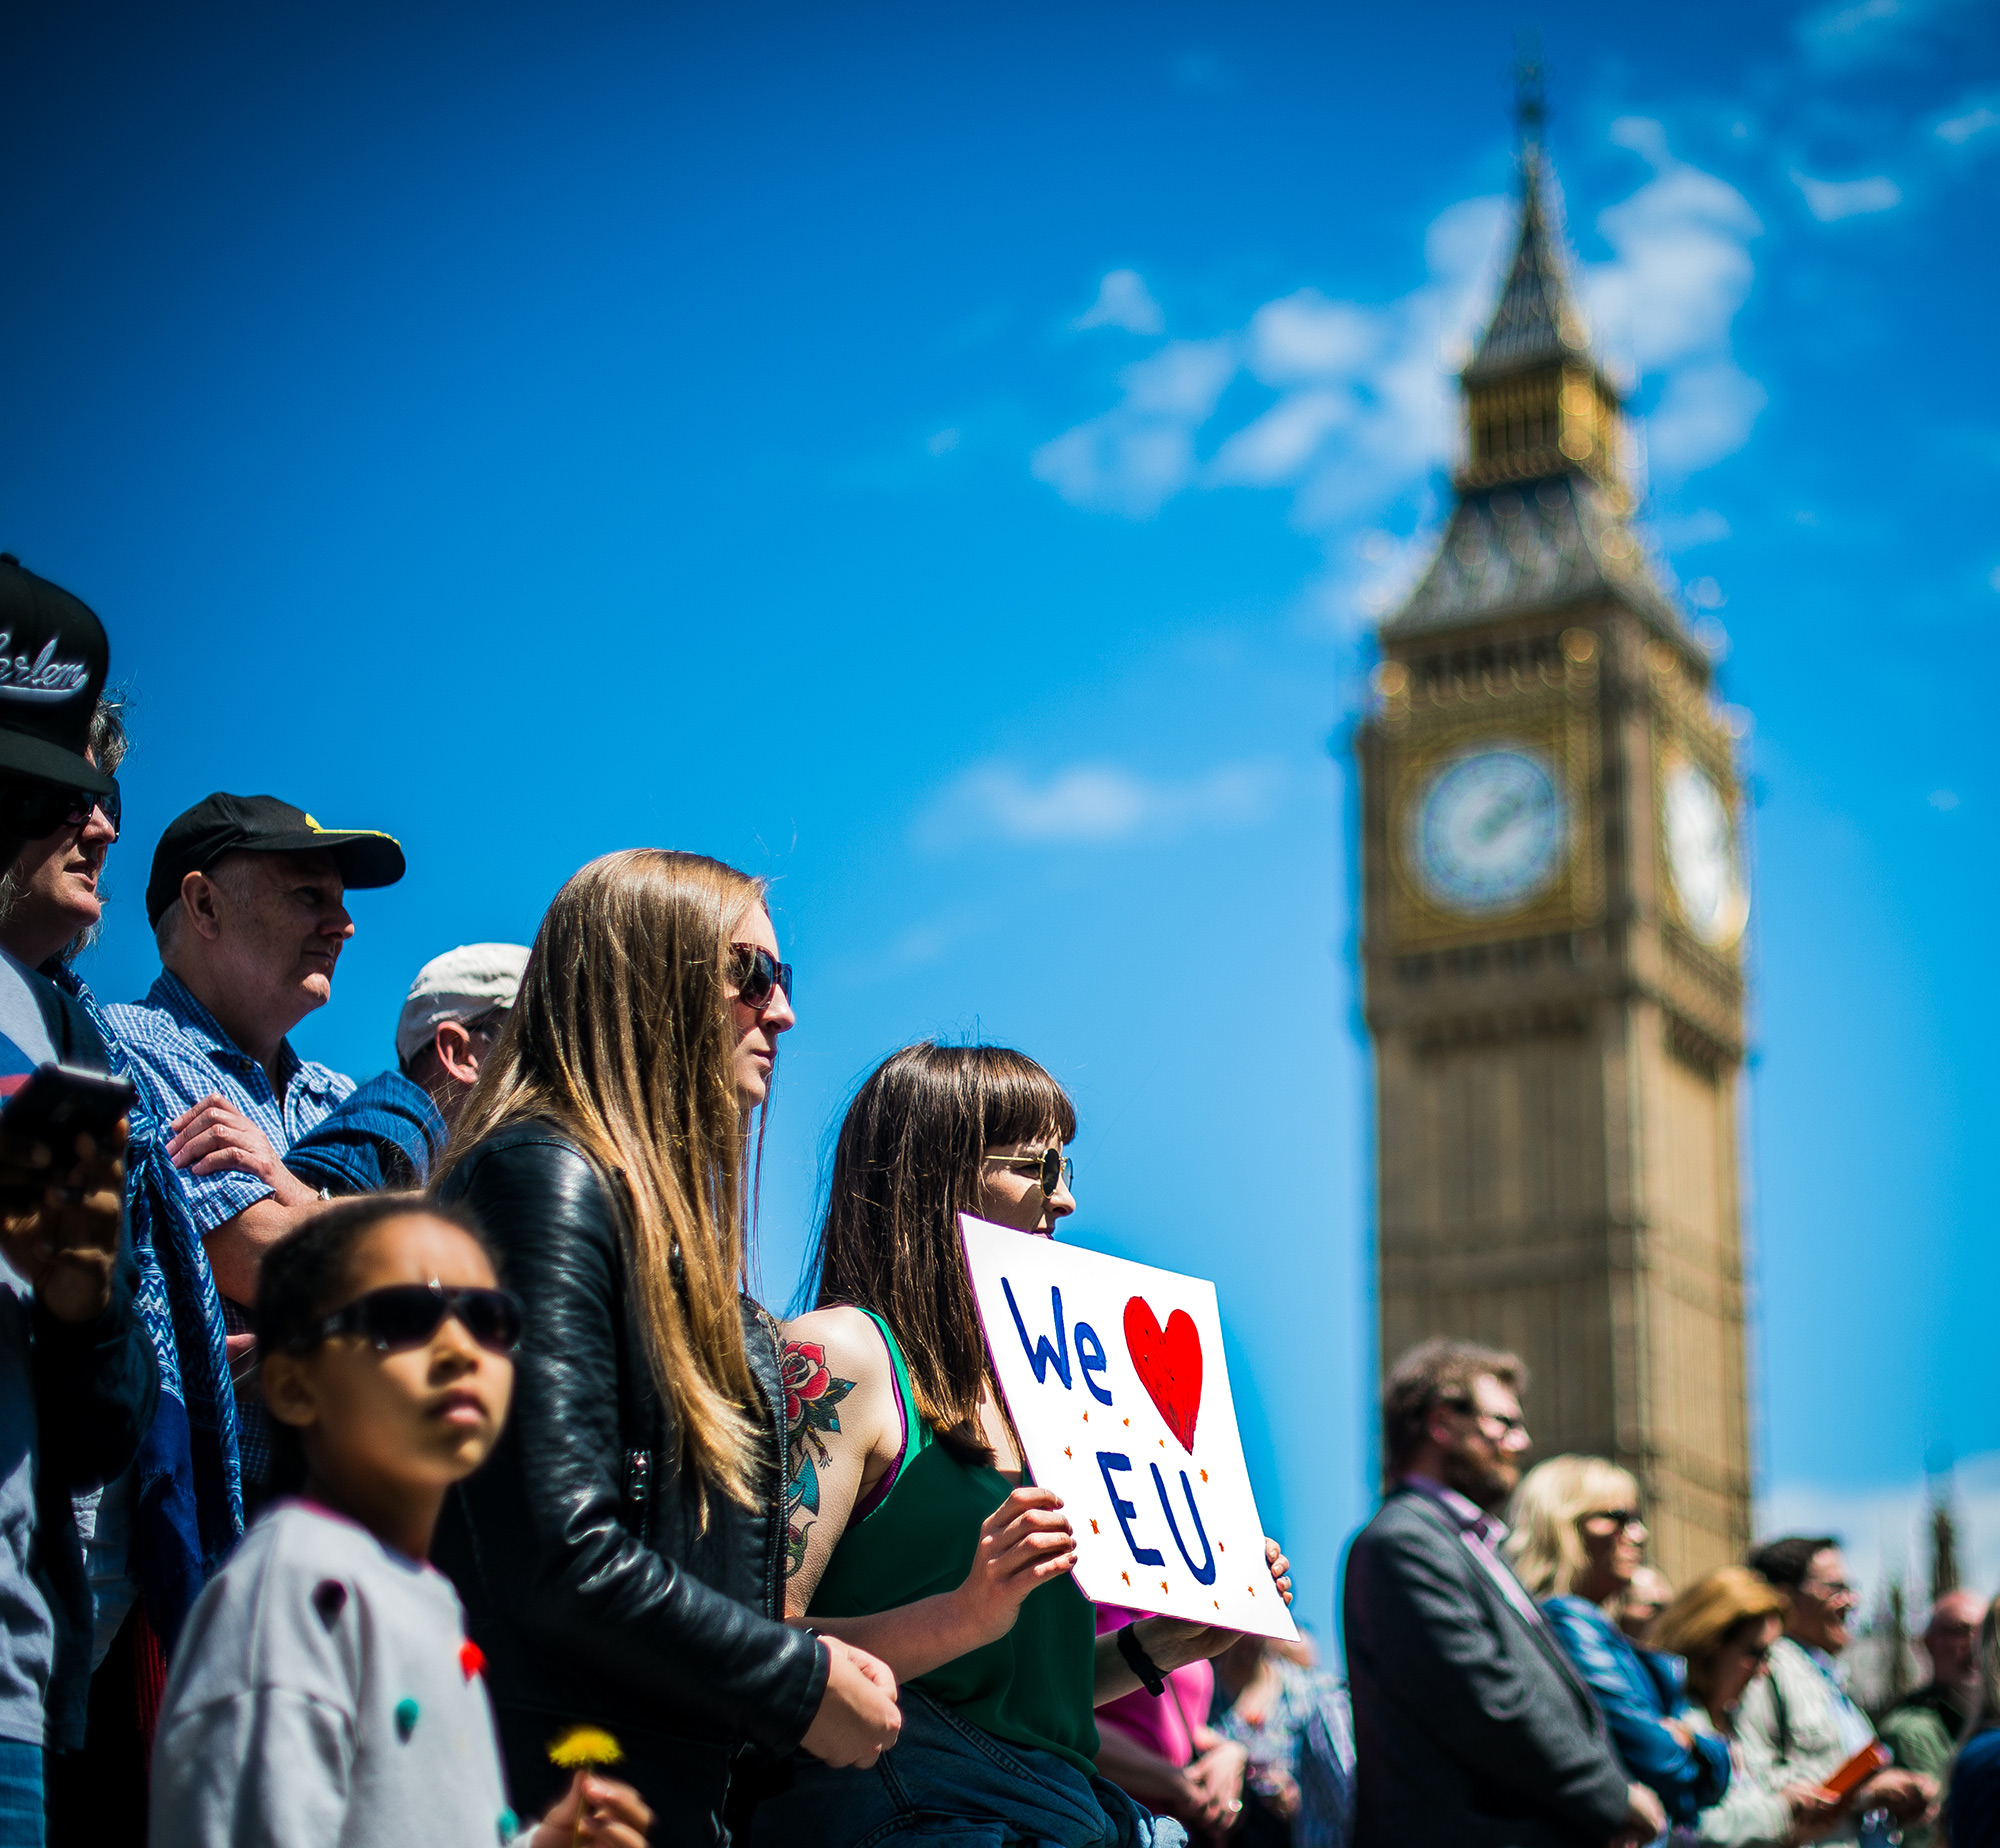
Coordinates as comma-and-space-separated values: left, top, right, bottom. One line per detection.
807, 1310, 1100, 1773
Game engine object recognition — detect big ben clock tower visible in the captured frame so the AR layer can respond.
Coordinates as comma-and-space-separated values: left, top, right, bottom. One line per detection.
1354, 115, 1753, 1579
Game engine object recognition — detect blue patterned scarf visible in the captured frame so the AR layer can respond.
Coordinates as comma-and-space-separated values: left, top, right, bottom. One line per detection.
54, 968, 242, 1647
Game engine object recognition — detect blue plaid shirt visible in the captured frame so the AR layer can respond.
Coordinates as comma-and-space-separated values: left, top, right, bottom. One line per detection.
103, 971, 355, 1493
103, 971, 354, 1239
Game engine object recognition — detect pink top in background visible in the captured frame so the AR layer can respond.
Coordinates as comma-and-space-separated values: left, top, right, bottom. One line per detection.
1094, 1604, 1213, 1767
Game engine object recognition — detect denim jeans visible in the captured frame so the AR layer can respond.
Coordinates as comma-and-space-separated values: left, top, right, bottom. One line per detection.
750, 1686, 1188, 1848
0, 1740, 42, 1847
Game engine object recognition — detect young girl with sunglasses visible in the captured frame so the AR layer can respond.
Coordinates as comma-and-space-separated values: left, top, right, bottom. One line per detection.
427, 851, 900, 1835
149, 1195, 652, 1847
755, 1042, 1292, 1848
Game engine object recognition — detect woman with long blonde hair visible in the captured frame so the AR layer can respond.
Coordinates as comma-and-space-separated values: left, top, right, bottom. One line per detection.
1507, 1456, 1729, 1832
428, 850, 900, 1833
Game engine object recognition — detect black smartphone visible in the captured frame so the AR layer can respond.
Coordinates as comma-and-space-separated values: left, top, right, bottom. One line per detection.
0, 1063, 136, 1150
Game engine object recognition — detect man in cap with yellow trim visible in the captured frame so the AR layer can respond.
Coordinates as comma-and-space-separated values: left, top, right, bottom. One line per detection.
104, 794, 404, 1505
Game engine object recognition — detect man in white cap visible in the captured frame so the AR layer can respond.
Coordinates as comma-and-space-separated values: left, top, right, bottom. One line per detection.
395, 943, 530, 1132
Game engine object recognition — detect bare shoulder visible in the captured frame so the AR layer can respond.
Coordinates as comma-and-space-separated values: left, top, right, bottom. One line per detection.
782, 1305, 895, 1390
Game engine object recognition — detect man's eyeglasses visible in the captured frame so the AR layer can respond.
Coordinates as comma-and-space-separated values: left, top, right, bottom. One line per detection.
1803, 1578, 1857, 1601
459, 1007, 509, 1042
0, 776, 119, 842
729, 944, 793, 1015
985, 1147, 1073, 1194
1440, 1397, 1528, 1439
291, 1282, 525, 1356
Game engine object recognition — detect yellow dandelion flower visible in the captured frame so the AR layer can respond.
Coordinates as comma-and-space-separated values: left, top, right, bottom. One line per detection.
547, 1725, 624, 1769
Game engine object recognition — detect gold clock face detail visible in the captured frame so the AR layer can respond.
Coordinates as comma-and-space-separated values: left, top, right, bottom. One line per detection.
1407, 744, 1568, 915
1663, 760, 1747, 948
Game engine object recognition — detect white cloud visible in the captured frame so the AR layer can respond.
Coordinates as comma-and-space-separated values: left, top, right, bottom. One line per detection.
1031, 122, 1764, 623
1075, 269, 1166, 335
915, 758, 1284, 849
1791, 170, 1905, 220
1030, 338, 1236, 516
1936, 104, 2000, 146
1657, 507, 1732, 548
1646, 359, 1770, 477
1761, 1450, 2000, 1614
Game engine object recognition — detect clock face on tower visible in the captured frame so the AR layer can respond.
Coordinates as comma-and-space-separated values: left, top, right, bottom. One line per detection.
1408, 745, 1568, 914
1663, 761, 1747, 948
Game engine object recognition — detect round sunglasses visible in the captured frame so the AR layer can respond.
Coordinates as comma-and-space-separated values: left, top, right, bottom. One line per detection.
984, 1146, 1073, 1193
729, 943, 793, 1014
291, 1282, 524, 1356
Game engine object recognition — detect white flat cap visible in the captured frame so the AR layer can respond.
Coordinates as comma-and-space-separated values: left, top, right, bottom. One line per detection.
396, 942, 532, 1063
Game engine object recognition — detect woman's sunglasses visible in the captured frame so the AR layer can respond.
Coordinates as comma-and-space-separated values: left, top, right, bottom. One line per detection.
730, 943, 793, 1014
293, 1282, 524, 1356
985, 1146, 1073, 1193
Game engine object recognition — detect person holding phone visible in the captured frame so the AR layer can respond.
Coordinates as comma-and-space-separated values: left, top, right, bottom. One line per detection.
0, 556, 159, 1843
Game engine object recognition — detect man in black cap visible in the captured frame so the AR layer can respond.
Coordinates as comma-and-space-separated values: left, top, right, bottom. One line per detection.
104, 794, 403, 1501
0, 557, 157, 1827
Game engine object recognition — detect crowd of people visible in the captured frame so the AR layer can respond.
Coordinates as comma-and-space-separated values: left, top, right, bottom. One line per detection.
0, 551, 1986, 1848
0, 558, 1341, 1847
1341, 1337, 2000, 1848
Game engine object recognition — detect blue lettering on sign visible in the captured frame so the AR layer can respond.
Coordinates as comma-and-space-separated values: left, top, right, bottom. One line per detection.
1073, 1321, 1113, 1405
1097, 1452, 1164, 1566
1002, 1278, 1071, 1388
1150, 1463, 1217, 1585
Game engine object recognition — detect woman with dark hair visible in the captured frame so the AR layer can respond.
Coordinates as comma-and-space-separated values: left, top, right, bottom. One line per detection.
754, 1041, 1291, 1848
428, 849, 900, 1838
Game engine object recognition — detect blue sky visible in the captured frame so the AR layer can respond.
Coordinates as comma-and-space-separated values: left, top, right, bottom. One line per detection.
2, 0, 1994, 1629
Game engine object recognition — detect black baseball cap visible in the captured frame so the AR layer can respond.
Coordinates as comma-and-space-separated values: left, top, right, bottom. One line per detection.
145, 793, 407, 928
0, 555, 116, 796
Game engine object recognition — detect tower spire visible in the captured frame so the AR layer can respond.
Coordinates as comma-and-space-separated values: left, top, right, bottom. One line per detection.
1513, 34, 1545, 154
1385, 70, 1692, 646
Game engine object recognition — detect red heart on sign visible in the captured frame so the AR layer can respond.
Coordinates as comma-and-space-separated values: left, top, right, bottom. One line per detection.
1123, 1297, 1202, 1454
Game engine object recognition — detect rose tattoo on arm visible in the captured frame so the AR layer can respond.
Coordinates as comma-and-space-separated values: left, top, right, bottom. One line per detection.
782, 1339, 857, 1580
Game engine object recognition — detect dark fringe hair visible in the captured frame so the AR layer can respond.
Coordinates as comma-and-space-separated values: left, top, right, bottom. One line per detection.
254, 1192, 493, 1496
805, 1042, 1076, 1465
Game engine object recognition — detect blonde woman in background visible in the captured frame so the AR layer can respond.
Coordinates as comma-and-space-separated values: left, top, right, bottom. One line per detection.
1649, 1567, 1843, 1846
1508, 1456, 1731, 1833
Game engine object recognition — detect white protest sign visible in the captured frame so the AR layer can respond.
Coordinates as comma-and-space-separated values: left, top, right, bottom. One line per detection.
960, 1214, 1297, 1642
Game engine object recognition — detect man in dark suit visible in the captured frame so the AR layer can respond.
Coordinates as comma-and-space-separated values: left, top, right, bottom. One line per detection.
1342, 1339, 1665, 1848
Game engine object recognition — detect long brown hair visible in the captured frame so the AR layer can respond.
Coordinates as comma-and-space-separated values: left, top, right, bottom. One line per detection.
438, 849, 769, 1507
805, 1042, 1076, 1464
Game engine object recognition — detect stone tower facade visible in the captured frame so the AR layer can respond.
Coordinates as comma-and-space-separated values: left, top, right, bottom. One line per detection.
1353, 135, 1753, 1580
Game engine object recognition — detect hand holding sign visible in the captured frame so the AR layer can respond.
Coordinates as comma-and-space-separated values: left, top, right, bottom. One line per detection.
961, 1214, 1297, 1642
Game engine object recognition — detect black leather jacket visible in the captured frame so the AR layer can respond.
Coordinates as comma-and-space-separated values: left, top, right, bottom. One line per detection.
432, 1122, 826, 1838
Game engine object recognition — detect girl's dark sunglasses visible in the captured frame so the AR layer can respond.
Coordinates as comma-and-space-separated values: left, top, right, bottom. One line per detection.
729, 943, 793, 1014
293, 1283, 524, 1356
985, 1147, 1073, 1193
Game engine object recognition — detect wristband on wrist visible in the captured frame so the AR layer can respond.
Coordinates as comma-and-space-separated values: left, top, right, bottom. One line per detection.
1116, 1622, 1167, 1697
